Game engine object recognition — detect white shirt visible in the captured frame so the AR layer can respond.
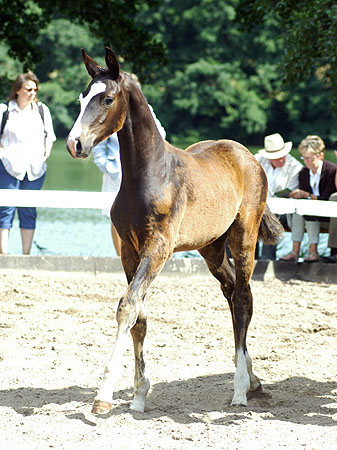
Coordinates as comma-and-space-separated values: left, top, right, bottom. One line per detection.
92, 134, 122, 194
309, 160, 323, 196
255, 153, 303, 197
0, 100, 56, 180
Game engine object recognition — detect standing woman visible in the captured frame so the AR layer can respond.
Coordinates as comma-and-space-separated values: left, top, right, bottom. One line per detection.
0, 71, 56, 254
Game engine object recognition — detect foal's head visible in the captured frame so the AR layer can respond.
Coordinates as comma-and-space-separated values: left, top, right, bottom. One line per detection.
66, 47, 131, 158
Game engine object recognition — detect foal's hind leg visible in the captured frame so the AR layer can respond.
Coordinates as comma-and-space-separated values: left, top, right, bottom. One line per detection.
129, 301, 150, 412
199, 236, 235, 301
200, 233, 260, 406
227, 223, 261, 406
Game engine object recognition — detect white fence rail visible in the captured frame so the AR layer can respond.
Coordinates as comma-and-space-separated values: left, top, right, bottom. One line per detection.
267, 197, 337, 218
0, 189, 337, 218
0, 189, 114, 209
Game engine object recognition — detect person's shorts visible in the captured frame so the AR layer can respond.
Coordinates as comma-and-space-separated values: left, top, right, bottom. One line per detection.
0, 160, 45, 229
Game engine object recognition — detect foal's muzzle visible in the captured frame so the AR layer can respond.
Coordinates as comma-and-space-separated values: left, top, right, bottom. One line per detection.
66, 137, 88, 159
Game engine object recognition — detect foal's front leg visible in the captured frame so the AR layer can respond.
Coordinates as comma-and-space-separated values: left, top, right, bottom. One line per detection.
91, 281, 140, 414
92, 246, 169, 415
130, 302, 150, 412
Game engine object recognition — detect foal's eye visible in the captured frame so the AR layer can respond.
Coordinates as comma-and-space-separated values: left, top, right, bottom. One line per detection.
104, 97, 114, 105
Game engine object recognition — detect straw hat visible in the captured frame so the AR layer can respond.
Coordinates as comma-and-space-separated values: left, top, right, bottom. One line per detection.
258, 133, 293, 159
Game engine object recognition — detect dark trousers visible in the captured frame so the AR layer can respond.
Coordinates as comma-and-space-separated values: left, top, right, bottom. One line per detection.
256, 243, 276, 260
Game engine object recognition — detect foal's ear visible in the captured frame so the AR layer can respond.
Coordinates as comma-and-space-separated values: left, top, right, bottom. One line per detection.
105, 47, 120, 80
82, 49, 102, 78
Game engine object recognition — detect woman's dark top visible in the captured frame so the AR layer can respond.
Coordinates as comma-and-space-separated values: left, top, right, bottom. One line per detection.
299, 159, 337, 221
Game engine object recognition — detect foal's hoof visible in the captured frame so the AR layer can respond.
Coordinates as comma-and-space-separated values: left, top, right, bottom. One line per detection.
130, 397, 145, 413
231, 393, 247, 407
250, 381, 262, 393
91, 400, 112, 415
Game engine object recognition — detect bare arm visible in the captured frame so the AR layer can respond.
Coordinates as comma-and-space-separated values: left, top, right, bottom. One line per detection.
289, 188, 314, 199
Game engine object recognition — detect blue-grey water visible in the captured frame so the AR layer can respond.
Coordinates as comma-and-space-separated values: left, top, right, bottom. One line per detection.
7, 207, 329, 260
8, 208, 119, 257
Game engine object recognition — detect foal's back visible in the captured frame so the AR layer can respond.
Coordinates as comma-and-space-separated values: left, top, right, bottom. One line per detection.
161, 138, 266, 252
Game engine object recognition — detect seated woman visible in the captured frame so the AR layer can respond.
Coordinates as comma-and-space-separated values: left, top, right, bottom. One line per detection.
327, 191, 337, 262
281, 135, 337, 262
325, 144, 337, 262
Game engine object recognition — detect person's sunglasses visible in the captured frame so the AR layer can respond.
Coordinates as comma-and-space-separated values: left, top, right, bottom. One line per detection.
23, 87, 38, 92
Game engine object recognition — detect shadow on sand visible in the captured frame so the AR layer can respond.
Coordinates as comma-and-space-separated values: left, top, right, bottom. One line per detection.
1, 373, 336, 427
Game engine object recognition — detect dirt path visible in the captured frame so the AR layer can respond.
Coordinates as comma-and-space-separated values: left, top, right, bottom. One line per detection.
0, 269, 336, 449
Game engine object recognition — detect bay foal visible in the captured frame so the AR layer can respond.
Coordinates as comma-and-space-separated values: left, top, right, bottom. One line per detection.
66, 47, 283, 414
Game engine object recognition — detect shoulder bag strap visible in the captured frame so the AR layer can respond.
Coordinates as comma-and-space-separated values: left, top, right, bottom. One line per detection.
0, 101, 9, 138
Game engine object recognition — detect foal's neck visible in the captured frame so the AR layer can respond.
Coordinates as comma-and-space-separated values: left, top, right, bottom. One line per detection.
118, 86, 165, 176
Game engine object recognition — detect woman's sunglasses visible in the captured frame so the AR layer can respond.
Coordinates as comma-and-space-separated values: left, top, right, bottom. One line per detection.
23, 87, 38, 93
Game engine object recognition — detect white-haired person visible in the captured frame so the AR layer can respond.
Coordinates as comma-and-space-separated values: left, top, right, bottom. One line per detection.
281, 135, 337, 262
255, 133, 303, 259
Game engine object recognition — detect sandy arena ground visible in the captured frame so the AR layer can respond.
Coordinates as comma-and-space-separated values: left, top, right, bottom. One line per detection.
0, 268, 336, 449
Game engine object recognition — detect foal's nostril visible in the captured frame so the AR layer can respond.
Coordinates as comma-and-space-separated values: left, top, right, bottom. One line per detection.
75, 140, 83, 156
75, 139, 89, 159
66, 137, 88, 159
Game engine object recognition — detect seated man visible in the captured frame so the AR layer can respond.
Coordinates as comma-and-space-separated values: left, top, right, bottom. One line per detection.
255, 133, 303, 259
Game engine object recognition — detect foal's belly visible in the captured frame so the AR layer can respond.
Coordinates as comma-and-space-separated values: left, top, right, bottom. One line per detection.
173, 200, 239, 251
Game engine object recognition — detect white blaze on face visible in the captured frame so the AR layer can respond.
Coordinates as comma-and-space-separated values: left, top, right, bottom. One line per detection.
68, 81, 107, 139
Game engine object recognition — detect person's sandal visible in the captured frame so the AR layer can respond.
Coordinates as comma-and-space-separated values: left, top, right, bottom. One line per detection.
280, 251, 298, 262
304, 252, 319, 263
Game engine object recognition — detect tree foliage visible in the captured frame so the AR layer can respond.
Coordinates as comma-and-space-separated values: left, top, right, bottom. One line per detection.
139, 0, 276, 144
0, 0, 166, 136
138, 0, 336, 146
0, 0, 336, 147
236, 0, 337, 109
0, 0, 166, 77
0, 19, 104, 136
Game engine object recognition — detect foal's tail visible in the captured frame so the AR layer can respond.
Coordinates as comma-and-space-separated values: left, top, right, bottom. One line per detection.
258, 204, 284, 245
